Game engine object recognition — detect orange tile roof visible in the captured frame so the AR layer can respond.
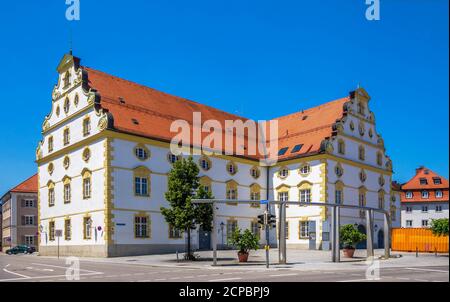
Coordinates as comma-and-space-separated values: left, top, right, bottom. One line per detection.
10, 174, 38, 193
82, 65, 350, 161
401, 167, 449, 203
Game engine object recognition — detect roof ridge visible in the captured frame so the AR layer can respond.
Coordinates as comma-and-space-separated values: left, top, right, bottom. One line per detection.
83, 66, 249, 121
275, 96, 349, 121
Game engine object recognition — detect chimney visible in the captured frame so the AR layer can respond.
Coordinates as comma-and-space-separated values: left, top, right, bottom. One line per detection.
416, 166, 425, 174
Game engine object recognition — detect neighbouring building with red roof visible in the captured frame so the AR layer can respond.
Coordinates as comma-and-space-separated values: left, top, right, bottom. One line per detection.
1, 174, 38, 251
36, 54, 396, 257
400, 167, 449, 228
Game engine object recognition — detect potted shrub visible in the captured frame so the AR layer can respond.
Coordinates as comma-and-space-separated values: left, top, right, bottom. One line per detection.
228, 228, 259, 262
340, 224, 367, 258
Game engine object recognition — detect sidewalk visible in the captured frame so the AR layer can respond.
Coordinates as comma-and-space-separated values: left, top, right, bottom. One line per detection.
35, 249, 449, 271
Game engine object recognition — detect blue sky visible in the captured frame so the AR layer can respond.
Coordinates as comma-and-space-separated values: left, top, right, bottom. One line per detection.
0, 0, 448, 194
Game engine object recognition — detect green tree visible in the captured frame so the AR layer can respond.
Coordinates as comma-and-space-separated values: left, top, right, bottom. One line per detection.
228, 228, 259, 254
160, 156, 213, 260
430, 218, 449, 237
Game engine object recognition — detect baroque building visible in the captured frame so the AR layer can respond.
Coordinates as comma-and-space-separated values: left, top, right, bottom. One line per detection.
37, 53, 396, 257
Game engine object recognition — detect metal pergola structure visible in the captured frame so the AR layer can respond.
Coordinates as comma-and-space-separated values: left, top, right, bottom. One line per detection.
191, 199, 391, 266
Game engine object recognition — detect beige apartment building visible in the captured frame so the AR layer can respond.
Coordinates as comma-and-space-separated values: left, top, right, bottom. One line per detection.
1, 174, 38, 250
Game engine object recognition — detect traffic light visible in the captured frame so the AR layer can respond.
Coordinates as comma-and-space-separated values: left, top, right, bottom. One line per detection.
257, 214, 265, 226
269, 214, 277, 228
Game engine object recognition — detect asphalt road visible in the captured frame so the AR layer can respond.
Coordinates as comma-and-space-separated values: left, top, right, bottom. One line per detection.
0, 254, 448, 282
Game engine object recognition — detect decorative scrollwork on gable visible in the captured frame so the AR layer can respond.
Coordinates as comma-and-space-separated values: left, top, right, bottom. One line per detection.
320, 139, 334, 154
97, 109, 114, 131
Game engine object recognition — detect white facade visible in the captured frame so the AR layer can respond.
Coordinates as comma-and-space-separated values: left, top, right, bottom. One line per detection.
37, 54, 395, 257
401, 202, 449, 228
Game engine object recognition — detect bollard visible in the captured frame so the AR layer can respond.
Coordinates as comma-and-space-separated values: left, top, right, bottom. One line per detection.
416, 246, 418, 257
176, 250, 179, 262
435, 247, 437, 257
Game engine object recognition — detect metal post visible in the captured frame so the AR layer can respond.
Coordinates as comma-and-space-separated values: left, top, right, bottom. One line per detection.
212, 203, 217, 266
331, 206, 337, 262
366, 209, 374, 258
265, 204, 270, 269
335, 206, 340, 262
57, 236, 60, 259
383, 213, 390, 259
278, 203, 286, 264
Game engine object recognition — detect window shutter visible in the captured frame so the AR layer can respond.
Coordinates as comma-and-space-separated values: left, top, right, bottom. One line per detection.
34, 216, 38, 226
21, 199, 25, 207
21, 216, 25, 225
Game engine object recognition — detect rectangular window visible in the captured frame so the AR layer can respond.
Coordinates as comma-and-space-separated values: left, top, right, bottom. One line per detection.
422, 206, 428, 212
436, 190, 443, 198
168, 225, 182, 239
378, 197, 385, 209
135, 216, 150, 238
436, 205, 443, 212
24, 216, 35, 226
299, 221, 309, 239
335, 190, 343, 205
24, 235, 35, 246
226, 220, 238, 241
63, 128, 70, 146
135, 177, 148, 196
406, 220, 413, 227
48, 136, 53, 152
83, 118, 91, 136
406, 206, 412, 213
65, 219, 71, 241
48, 188, 55, 207
24, 199, 35, 207
278, 191, 289, 202
299, 189, 311, 203
421, 191, 429, 199
83, 178, 91, 199
64, 184, 71, 203
422, 220, 429, 227
406, 191, 413, 199
49, 221, 55, 241
83, 217, 92, 239
419, 178, 428, 185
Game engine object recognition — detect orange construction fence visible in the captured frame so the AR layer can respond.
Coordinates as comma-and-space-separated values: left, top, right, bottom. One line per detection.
391, 228, 449, 253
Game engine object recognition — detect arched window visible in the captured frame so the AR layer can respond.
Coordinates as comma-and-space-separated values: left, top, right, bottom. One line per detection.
82, 147, 91, 162
63, 155, 70, 169
335, 163, 344, 177
82, 169, 92, 199
48, 136, 54, 153
199, 176, 212, 194
335, 181, 345, 204
83, 117, 91, 137
167, 152, 182, 164
63, 71, 71, 88
250, 183, 261, 208
47, 162, 54, 175
48, 181, 55, 207
64, 97, 70, 114
298, 181, 312, 203
63, 176, 71, 204
359, 169, 367, 183
357, 102, 365, 115
226, 180, 238, 205
277, 185, 290, 203
133, 166, 151, 197
378, 175, 385, 186
358, 187, 367, 217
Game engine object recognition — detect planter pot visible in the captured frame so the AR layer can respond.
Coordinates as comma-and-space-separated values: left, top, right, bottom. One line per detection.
343, 248, 355, 258
238, 251, 249, 262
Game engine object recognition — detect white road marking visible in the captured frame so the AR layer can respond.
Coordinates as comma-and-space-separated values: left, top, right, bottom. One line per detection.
414, 279, 430, 282
269, 273, 298, 277
30, 262, 101, 274
3, 264, 30, 279
209, 277, 242, 282
154, 278, 167, 281
337, 279, 373, 282
404, 267, 449, 273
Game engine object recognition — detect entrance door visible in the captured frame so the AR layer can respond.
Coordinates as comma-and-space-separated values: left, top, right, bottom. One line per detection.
308, 221, 316, 250
356, 225, 367, 249
377, 229, 384, 249
198, 228, 211, 250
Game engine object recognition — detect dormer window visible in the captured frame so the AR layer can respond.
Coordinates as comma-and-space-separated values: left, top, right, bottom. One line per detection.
63, 71, 71, 88
433, 177, 442, 185
419, 178, 428, 185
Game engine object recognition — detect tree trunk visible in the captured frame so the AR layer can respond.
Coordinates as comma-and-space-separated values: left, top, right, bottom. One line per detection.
186, 228, 191, 259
